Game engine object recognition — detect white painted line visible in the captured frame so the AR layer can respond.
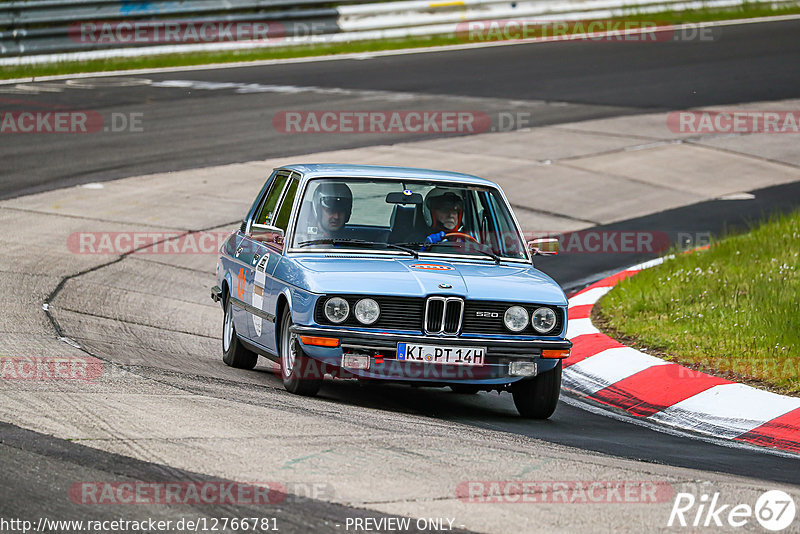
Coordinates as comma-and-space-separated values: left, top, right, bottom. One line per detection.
568, 286, 612, 307
566, 317, 600, 338
565, 346, 669, 395
58, 336, 83, 349
649, 383, 800, 439
1, 14, 799, 83
718, 192, 756, 200
625, 257, 670, 271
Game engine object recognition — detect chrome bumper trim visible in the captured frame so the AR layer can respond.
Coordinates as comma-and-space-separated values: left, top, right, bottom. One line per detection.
211, 285, 222, 302
290, 325, 572, 349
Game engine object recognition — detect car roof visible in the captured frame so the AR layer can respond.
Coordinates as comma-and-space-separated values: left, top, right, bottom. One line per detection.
278, 164, 499, 187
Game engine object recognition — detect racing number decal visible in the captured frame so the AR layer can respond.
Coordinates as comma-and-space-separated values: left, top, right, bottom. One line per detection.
237, 268, 246, 299
251, 255, 270, 337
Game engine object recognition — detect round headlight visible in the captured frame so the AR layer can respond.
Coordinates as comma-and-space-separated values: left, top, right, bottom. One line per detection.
354, 298, 380, 325
503, 306, 529, 332
531, 307, 558, 334
324, 297, 350, 324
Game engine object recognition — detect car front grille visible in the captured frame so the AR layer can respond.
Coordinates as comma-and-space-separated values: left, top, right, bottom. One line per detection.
315, 295, 563, 336
424, 297, 463, 335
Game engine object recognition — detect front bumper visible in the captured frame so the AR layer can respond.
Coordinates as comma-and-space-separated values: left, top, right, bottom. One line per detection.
211, 285, 222, 303
290, 325, 571, 384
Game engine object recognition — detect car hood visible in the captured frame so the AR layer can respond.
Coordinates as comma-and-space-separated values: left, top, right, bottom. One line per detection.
291, 256, 566, 306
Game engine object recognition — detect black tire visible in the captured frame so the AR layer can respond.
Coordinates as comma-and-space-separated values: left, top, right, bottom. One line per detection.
511, 361, 562, 419
222, 297, 258, 370
279, 308, 323, 396
449, 384, 481, 395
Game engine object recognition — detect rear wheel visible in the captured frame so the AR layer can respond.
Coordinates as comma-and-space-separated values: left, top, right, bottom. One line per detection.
511, 361, 562, 419
222, 297, 258, 370
279, 308, 323, 396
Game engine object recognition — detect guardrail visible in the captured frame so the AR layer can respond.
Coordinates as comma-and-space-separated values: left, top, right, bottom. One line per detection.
0, 0, 347, 57
0, 0, 796, 64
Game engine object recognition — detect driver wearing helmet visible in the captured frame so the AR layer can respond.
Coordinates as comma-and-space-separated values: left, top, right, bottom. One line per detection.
424, 187, 465, 244
313, 182, 353, 238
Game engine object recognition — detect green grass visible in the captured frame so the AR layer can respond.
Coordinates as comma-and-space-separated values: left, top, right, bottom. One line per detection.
2, 3, 799, 80
595, 211, 800, 395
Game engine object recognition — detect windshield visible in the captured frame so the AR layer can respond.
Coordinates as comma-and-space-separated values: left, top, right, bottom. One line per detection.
290, 178, 527, 260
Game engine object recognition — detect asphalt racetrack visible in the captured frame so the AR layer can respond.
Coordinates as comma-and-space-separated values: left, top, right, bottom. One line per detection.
1, 17, 800, 534
2, 18, 800, 199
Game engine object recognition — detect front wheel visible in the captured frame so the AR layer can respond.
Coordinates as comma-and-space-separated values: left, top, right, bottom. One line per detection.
511, 361, 562, 419
279, 308, 323, 396
222, 297, 258, 370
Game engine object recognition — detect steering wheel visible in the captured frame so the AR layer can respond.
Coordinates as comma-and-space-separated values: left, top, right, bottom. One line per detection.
444, 232, 479, 244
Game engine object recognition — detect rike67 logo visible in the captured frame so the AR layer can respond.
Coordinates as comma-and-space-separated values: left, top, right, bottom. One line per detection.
668, 490, 796, 531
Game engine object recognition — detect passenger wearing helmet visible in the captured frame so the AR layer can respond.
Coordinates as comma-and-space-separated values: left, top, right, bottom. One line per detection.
424, 188, 465, 244
313, 181, 353, 238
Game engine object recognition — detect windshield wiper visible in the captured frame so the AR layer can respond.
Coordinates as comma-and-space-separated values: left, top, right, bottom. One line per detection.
296, 238, 418, 258
397, 241, 502, 264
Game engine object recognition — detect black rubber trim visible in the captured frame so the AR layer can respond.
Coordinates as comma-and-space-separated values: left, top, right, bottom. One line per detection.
230, 296, 276, 323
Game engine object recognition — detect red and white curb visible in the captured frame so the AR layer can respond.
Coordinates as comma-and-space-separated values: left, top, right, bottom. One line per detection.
563, 257, 800, 454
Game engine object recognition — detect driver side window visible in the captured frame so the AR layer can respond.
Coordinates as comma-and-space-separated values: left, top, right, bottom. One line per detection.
273, 178, 299, 231
255, 172, 290, 226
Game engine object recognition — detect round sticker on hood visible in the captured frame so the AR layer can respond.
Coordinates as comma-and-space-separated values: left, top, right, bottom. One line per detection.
410, 263, 453, 271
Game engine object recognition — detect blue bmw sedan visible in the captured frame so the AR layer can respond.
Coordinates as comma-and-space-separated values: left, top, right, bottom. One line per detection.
212, 164, 570, 418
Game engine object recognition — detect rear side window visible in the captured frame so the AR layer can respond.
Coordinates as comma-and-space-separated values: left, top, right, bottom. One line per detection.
255, 172, 289, 225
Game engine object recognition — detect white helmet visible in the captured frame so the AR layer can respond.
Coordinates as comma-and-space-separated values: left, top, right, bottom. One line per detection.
313, 182, 353, 223
423, 187, 464, 227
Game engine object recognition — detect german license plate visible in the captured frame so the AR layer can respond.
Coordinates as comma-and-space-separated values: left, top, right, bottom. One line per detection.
396, 343, 485, 366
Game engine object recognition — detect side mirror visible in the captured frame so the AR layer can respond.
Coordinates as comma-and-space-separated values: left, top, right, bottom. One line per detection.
528, 237, 559, 256
251, 223, 284, 245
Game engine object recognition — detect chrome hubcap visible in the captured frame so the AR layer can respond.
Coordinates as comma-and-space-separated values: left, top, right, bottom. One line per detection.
281, 319, 296, 379
223, 301, 233, 352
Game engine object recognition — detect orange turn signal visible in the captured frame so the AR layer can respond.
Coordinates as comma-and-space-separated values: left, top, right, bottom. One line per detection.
542, 349, 570, 359
299, 336, 340, 347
